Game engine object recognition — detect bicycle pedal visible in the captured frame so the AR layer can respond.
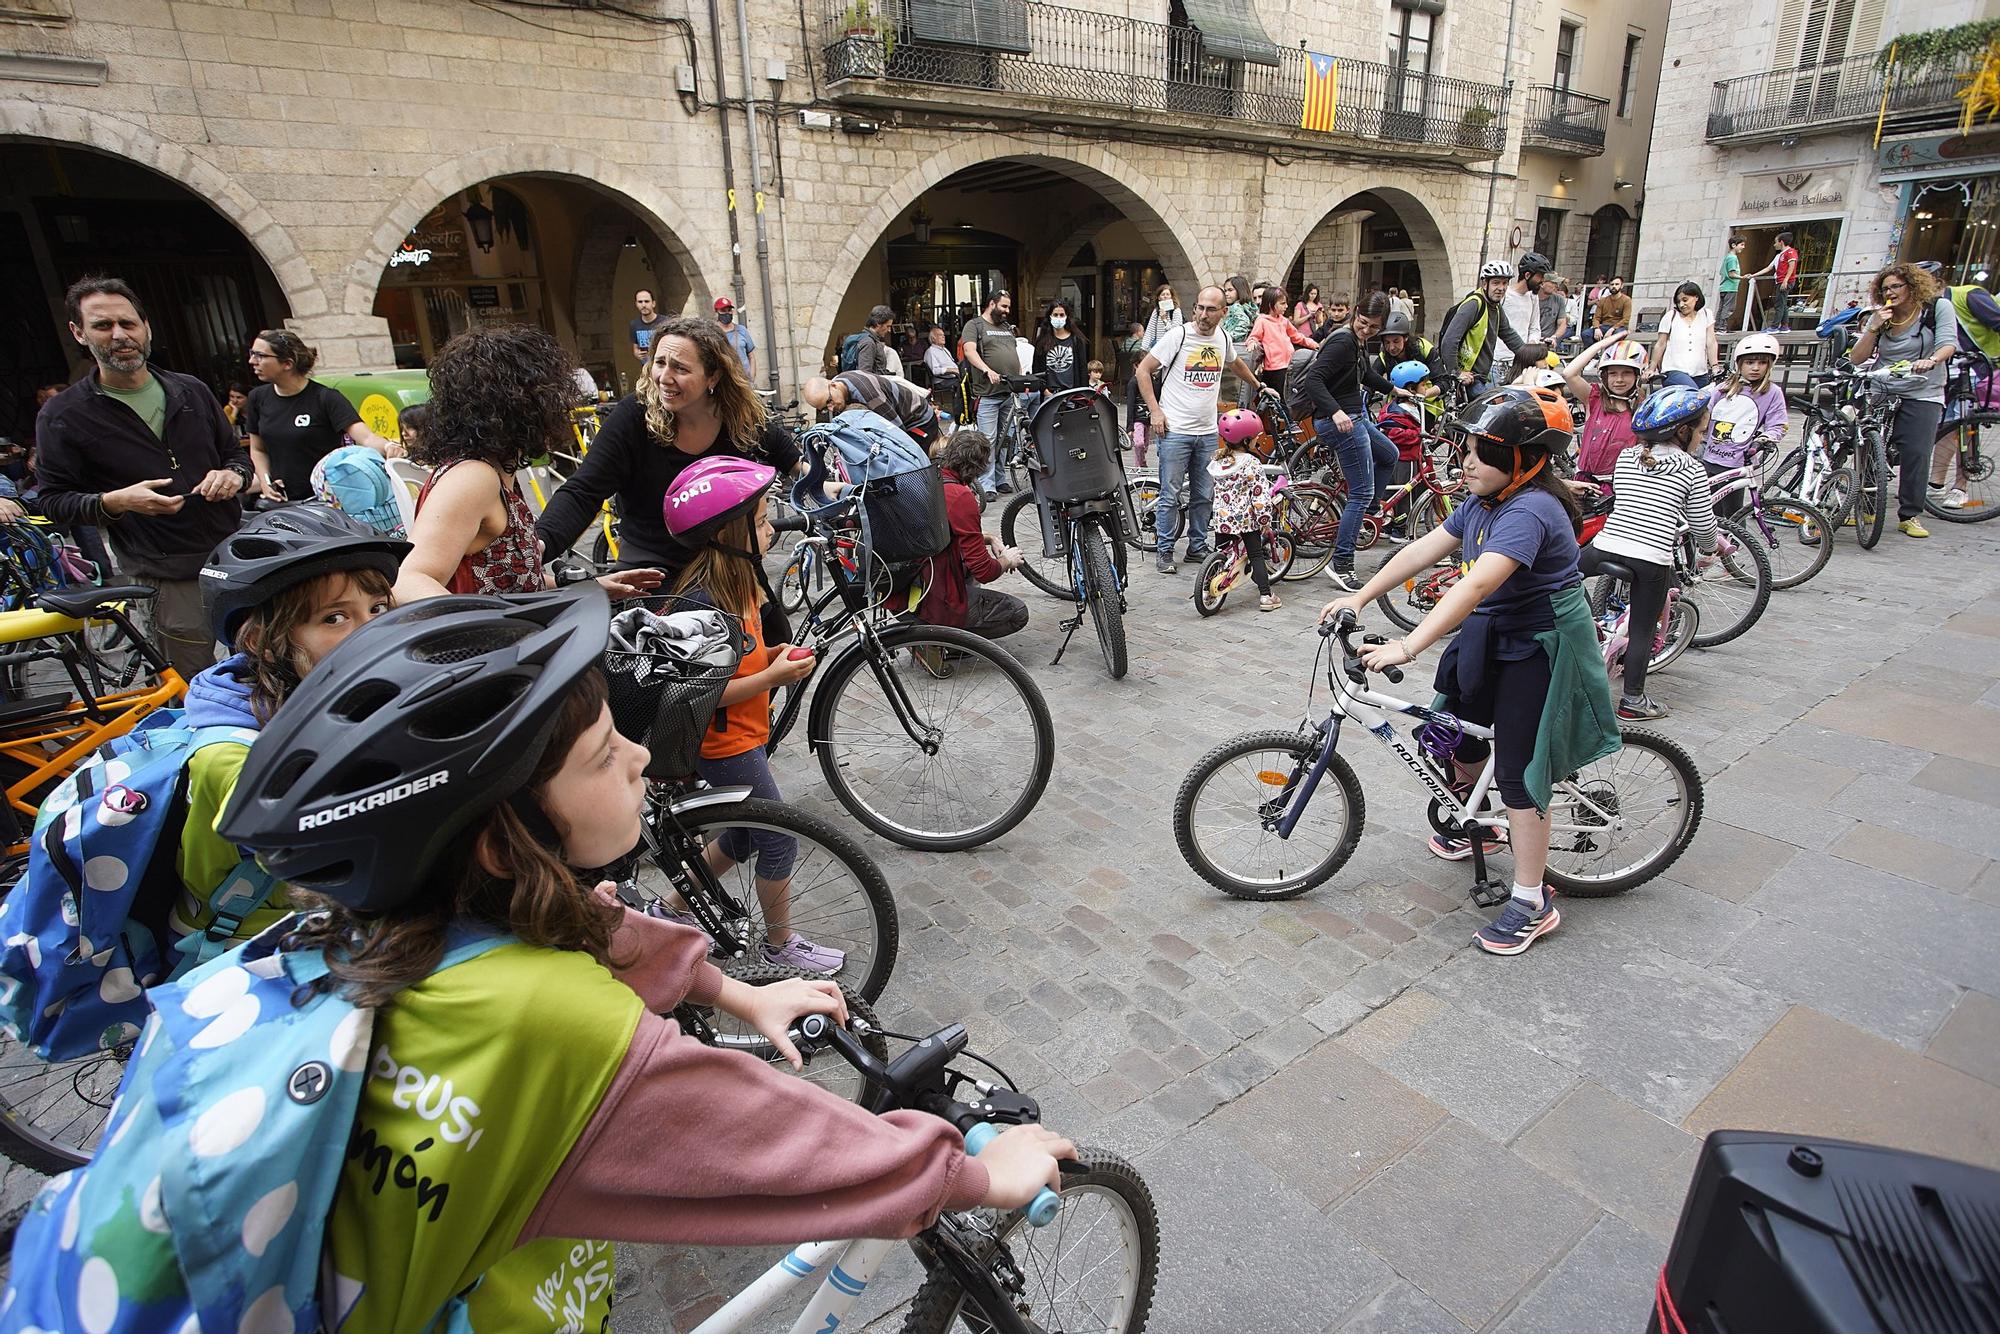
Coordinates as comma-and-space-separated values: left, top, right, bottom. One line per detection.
1469, 879, 1511, 909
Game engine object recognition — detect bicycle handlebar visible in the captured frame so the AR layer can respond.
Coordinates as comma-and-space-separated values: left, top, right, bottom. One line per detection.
1319, 608, 1404, 684
769, 514, 810, 535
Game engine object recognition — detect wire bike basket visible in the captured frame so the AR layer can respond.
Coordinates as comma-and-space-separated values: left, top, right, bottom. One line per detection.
601, 595, 748, 779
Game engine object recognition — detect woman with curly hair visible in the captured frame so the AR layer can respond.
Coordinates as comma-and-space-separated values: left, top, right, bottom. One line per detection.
394, 325, 661, 601
1848, 261, 1957, 538
535, 316, 800, 584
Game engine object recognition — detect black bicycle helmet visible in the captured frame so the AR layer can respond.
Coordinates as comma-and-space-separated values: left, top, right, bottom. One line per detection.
202, 502, 410, 648
1455, 386, 1574, 502
1517, 251, 1551, 278
216, 587, 611, 912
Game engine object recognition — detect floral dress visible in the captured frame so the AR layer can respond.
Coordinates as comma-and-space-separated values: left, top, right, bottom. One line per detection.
1207, 452, 1273, 537
416, 458, 546, 594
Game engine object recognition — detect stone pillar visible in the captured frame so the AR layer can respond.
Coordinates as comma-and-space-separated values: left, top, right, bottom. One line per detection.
287, 313, 396, 373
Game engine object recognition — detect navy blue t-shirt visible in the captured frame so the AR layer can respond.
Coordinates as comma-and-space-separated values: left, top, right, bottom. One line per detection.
1443, 488, 1581, 616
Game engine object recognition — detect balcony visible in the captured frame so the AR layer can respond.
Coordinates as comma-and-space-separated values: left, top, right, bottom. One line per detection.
1521, 84, 1608, 155
1707, 49, 1977, 144
815, 0, 1509, 160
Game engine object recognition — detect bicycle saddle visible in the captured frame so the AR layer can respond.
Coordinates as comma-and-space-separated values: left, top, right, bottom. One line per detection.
37, 584, 156, 618
1591, 557, 1638, 585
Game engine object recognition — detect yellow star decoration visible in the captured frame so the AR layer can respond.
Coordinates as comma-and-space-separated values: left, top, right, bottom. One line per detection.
1957, 38, 2000, 134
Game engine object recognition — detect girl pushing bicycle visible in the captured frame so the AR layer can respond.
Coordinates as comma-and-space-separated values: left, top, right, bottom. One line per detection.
1207, 408, 1282, 612
1321, 386, 1621, 956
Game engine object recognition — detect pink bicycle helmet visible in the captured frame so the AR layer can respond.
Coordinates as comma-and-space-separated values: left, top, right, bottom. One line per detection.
1217, 408, 1263, 447
662, 454, 776, 548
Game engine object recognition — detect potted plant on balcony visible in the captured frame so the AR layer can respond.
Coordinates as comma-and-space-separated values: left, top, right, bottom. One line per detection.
1456, 103, 1497, 148
834, 0, 895, 80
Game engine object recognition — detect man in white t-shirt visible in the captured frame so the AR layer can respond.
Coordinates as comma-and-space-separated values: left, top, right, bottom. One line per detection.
1494, 253, 1548, 385
1133, 283, 1263, 572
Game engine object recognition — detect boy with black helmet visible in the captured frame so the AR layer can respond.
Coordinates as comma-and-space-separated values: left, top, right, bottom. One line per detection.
1321, 386, 1620, 957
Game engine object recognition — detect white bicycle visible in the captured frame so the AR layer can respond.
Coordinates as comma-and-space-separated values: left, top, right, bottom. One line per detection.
687, 1013, 1158, 1334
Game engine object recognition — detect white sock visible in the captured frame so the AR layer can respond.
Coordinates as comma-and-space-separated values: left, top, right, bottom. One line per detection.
1511, 880, 1546, 912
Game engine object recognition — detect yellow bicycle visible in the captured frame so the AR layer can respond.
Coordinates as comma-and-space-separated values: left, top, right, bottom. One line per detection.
520, 406, 621, 562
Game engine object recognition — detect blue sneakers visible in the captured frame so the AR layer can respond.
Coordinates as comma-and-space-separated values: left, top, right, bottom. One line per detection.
1476, 893, 1560, 956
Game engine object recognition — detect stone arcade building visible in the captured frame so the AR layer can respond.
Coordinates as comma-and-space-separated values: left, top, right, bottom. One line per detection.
1, 0, 1663, 425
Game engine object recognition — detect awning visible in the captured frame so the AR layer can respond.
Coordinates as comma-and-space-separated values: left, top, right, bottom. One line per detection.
1180, 0, 1281, 67
907, 0, 1033, 56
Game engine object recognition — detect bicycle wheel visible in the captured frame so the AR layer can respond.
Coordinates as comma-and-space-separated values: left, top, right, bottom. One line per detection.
901, 1148, 1158, 1334
669, 962, 888, 1107
817, 624, 1053, 851
639, 795, 900, 1002
1377, 562, 1460, 635
0, 1034, 130, 1173
1124, 477, 1186, 551
1749, 492, 1833, 590
1275, 482, 1338, 580
998, 493, 1071, 600
778, 550, 812, 614
1926, 411, 2000, 523
1651, 596, 1699, 673
1855, 426, 1889, 550
1592, 582, 1700, 678
1079, 519, 1127, 680
1172, 730, 1364, 900
1688, 517, 1771, 649
1192, 548, 1230, 617
1543, 728, 1704, 897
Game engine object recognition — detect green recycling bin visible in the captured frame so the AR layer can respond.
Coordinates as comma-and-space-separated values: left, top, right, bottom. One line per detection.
319, 370, 430, 443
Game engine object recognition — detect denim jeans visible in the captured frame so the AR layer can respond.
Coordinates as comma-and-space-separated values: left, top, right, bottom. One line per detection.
1154, 431, 1214, 556
1317, 414, 1398, 566
977, 393, 1035, 493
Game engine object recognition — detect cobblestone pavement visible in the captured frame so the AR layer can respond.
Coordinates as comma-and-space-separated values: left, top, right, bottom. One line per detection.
617, 490, 2000, 1332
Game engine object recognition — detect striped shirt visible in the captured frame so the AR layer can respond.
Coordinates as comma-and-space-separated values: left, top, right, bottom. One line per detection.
1595, 446, 1718, 567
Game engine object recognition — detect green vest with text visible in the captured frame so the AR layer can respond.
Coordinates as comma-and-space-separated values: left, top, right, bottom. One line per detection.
1950, 285, 2000, 362
323, 938, 644, 1332
1452, 293, 1492, 372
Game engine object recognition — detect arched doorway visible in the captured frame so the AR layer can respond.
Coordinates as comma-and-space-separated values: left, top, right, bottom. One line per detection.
0, 141, 293, 440
366, 173, 698, 397
1584, 205, 1630, 284
809, 143, 1207, 390
1280, 188, 1453, 336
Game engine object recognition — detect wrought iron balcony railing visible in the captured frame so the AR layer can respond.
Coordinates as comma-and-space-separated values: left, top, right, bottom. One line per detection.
1521, 84, 1608, 155
816, 0, 1509, 157
1707, 49, 1977, 143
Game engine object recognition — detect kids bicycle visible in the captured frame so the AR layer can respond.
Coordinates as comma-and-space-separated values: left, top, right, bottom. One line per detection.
1172, 610, 1703, 906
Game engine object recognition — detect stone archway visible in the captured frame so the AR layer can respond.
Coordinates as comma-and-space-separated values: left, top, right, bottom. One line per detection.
801, 134, 1215, 372
0, 99, 325, 318
1270, 183, 1460, 330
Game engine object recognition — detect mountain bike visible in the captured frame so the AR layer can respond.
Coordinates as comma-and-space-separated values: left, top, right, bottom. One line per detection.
763, 505, 1054, 853
1704, 448, 1833, 591
672, 1011, 1157, 1334
1172, 611, 1702, 906
1771, 372, 1859, 527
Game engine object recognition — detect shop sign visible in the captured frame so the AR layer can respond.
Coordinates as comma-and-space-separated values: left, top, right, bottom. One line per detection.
1880, 129, 2000, 172
389, 245, 432, 268
1739, 166, 1848, 215
467, 285, 501, 310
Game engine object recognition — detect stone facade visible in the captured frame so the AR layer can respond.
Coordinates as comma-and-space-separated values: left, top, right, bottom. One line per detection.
3, 0, 1642, 390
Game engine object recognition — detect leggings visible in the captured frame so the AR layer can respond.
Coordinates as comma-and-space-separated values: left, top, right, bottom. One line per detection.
693, 745, 798, 879
1224, 528, 1273, 594
1580, 545, 1670, 699
1442, 648, 1551, 811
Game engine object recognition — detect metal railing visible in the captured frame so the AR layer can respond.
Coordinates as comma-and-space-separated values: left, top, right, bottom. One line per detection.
1521, 84, 1608, 154
1707, 49, 1977, 142
816, 0, 1508, 155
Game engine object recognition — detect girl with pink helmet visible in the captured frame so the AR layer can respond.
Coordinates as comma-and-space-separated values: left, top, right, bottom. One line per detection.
1206, 408, 1282, 611
663, 455, 842, 974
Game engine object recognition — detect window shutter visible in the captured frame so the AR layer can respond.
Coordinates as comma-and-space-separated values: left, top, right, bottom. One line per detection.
1773, 0, 1807, 68
1851, 0, 1887, 54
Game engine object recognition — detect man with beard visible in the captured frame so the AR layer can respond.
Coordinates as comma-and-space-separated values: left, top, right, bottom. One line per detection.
34, 276, 250, 680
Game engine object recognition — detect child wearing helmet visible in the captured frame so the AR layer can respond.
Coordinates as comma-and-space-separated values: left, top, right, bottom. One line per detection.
1207, 408, 1282, 611
1320, 385, 1621, 959
663, 455, 840, 973
1558, 328, 1644, 476
1701, 333, 1789, 516
182, 593, 1074, 1331
1581, 385, 1721, 722
1376, 360, 1442, 542
177, 503, 410, 949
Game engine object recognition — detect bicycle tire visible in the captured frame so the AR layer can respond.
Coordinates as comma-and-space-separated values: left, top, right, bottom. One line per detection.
998, 493, 1072, 601
1192, 549, 1229, 617
1855, 427, 1889, 550
669, 961, 889, 1107
1587, 578, 1696, 676
1650, 596, 1699, 673
1376, 563, 1460, 635
1543, 728, 1704, 897
1689, 517, 1771, 649
1925, 411, 2000, 523
1275, 482, 1337, 580
778, 550, 812, 614
1265, 530, 1296, 581
1079, 520, 1127, 680
1173, 730, 1364, 900
1124, 477, 1186, 551
900, 1148, 1159, 1334
1751, 492, 1833, 590
817, 624, 1053, 851
0, 1034, 131, 1174
641, 796, 900, 1002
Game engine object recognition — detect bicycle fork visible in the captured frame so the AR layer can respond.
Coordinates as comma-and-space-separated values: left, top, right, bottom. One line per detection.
1272, 716, 1343, 840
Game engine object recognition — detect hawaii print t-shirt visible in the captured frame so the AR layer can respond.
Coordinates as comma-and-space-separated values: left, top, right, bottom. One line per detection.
1154, 325, 1234, 435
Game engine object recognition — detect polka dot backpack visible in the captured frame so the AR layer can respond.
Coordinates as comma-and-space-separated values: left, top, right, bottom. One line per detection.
2, 917, 509, 1332
0, 714, 277, 1063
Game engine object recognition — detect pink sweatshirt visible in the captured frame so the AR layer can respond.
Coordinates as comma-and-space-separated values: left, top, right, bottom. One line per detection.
519, 906, 989, 1247
1250, 313, 1317, 371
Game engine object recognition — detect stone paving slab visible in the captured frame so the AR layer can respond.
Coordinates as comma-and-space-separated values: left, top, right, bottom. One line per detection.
1513, 1083, 1703, 1245
1490, 1213, 1662, 1334
1926, 989, 2000, 1088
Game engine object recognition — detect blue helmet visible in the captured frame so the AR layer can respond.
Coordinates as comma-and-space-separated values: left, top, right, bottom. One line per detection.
1390, 360, 1432, 390
1631, 385, 1710, 441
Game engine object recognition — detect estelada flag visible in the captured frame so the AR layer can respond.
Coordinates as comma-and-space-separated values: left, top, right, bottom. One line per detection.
1301, 51, 1338, 132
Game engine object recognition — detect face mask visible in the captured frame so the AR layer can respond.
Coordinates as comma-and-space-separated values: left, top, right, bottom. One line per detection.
1051, 315, 1067, 330
718, 312, 733, 324
1159, 298, 1175, 311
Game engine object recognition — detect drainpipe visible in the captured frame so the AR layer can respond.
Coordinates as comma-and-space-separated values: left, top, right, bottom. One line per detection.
1478, 0, 1522, 271
734, 0, 782, 396
706, 0, 748, 321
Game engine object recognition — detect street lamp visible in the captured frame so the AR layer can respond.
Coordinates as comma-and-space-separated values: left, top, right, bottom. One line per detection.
462, 197, 496, 252
911, 206, 933, 245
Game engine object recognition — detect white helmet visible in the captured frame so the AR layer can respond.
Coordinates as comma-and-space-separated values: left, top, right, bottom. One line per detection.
1595, 339, 1647, 373
1479, 261, 1513, 280
1733, 333, 1782, 365
1526, 367, 1567, 390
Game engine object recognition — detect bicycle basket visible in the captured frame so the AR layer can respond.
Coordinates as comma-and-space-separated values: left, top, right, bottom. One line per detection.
601, 596, 748, 779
